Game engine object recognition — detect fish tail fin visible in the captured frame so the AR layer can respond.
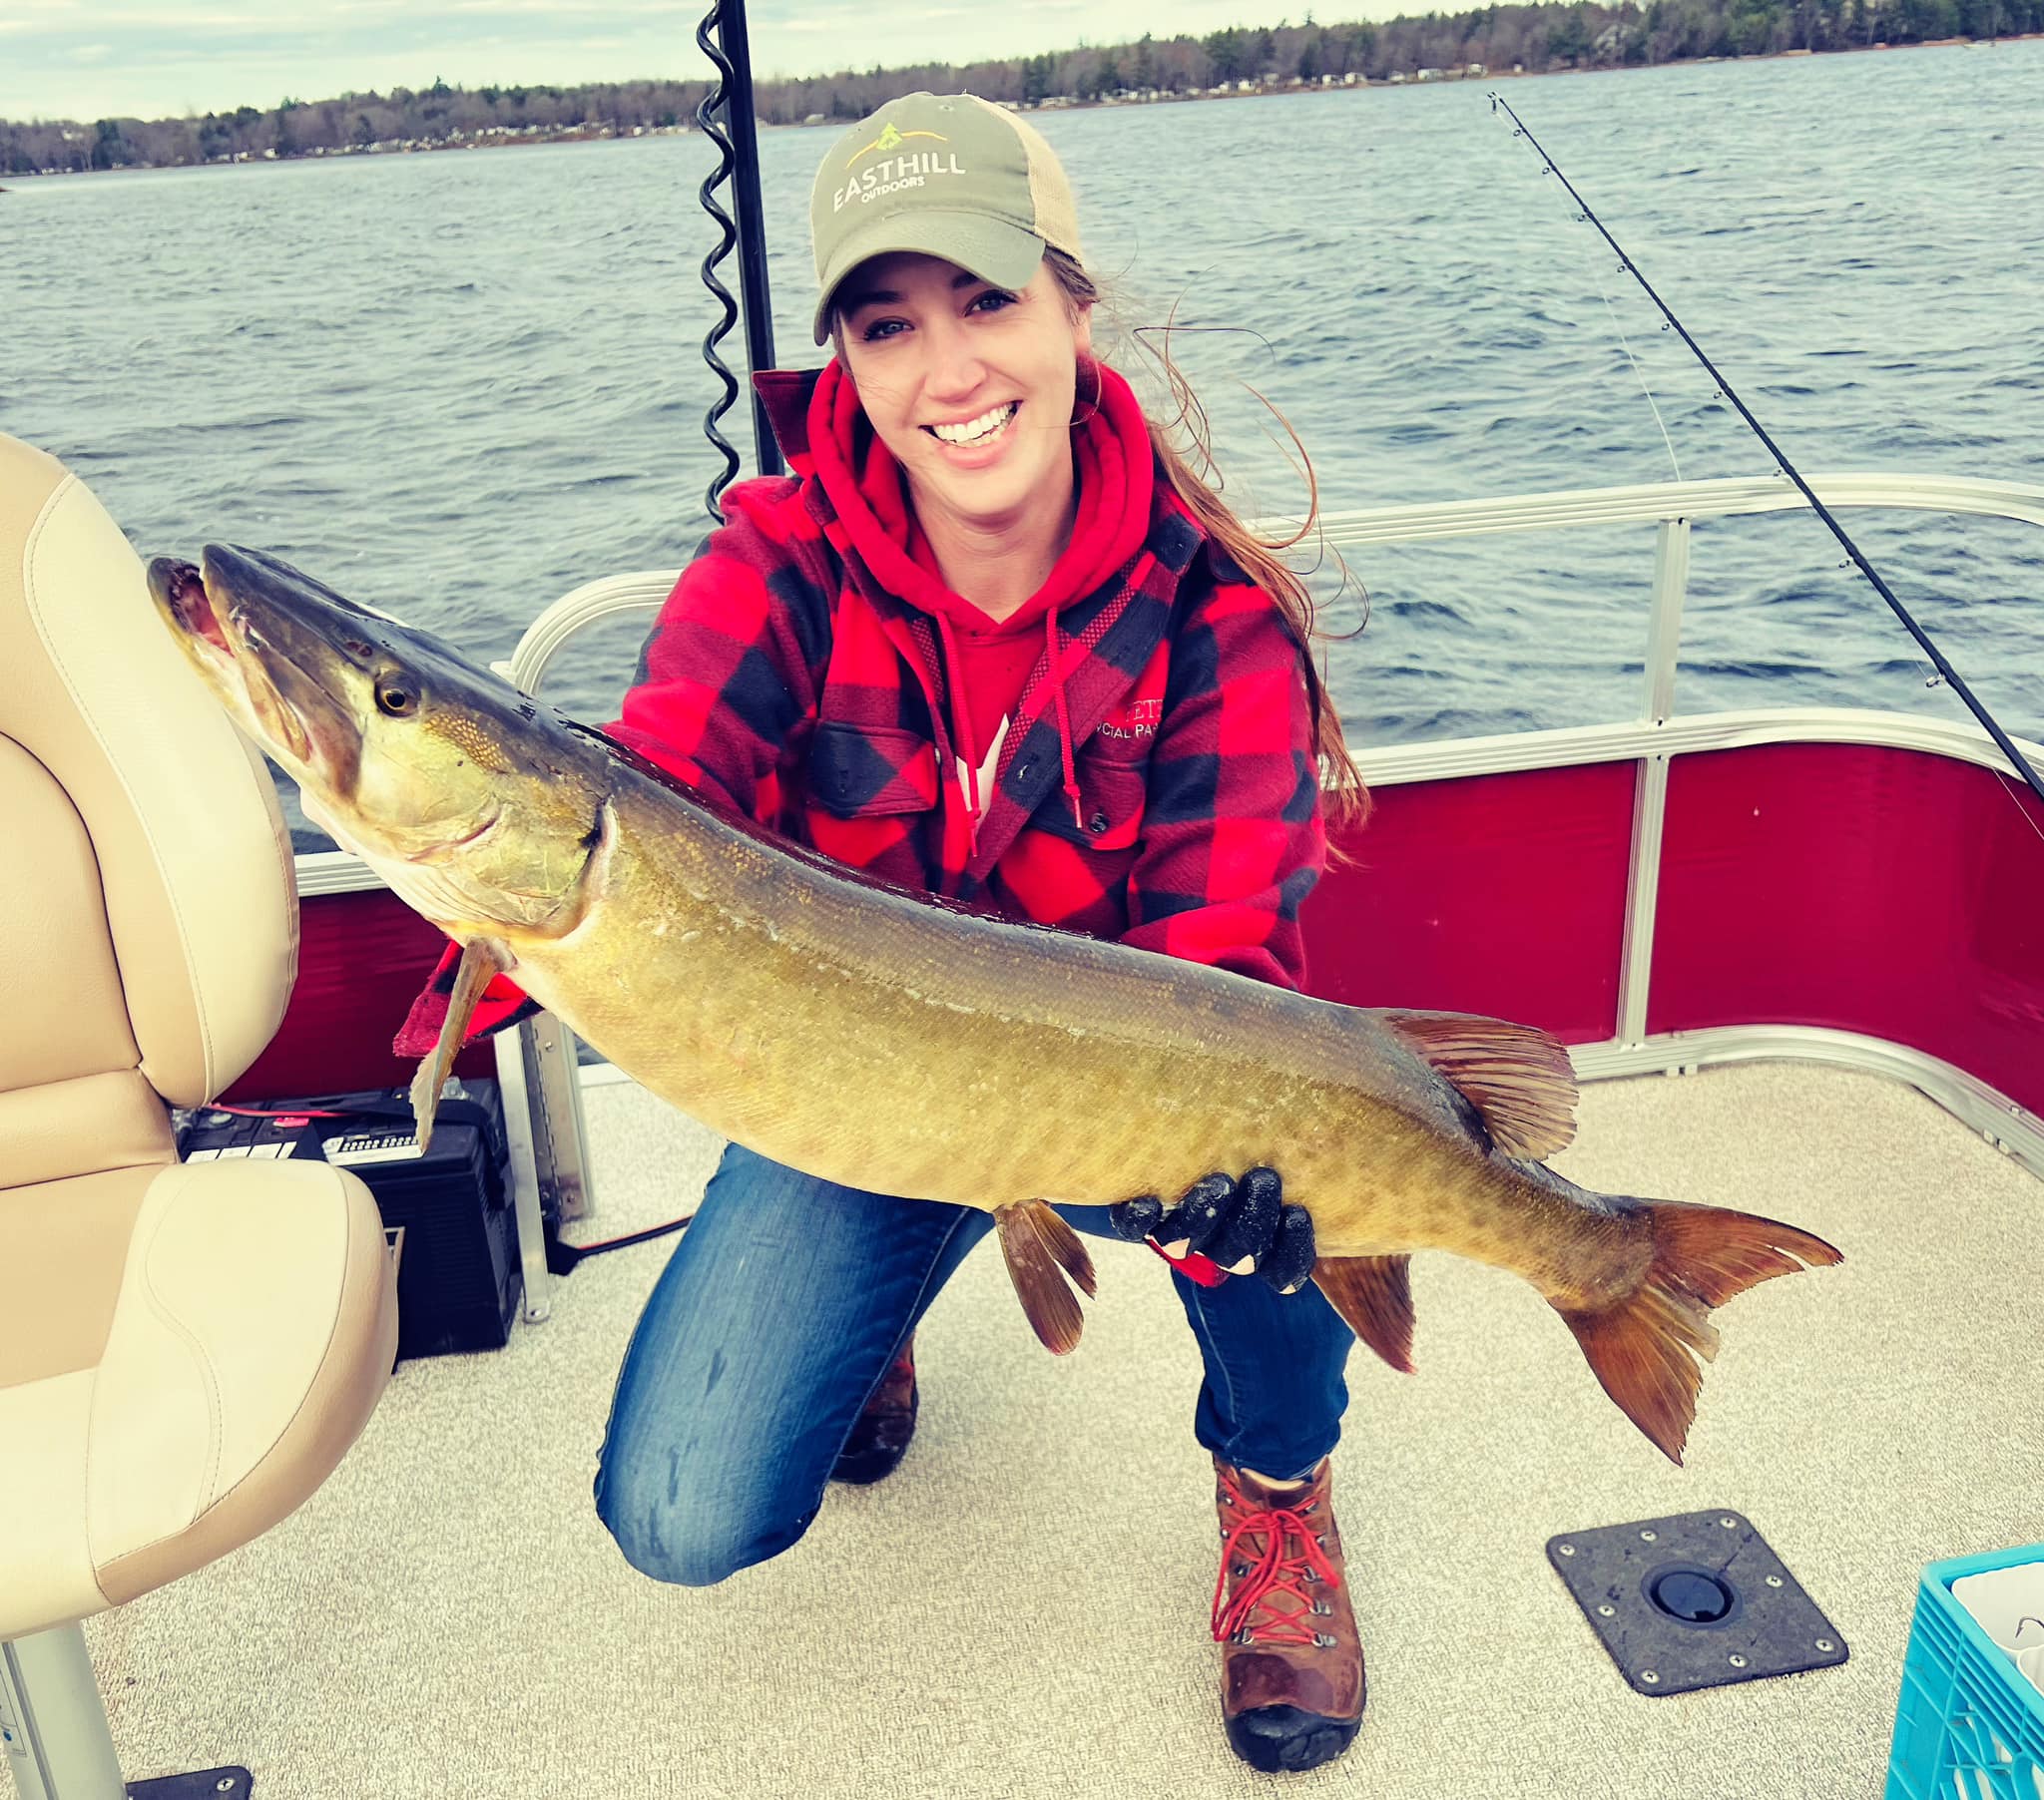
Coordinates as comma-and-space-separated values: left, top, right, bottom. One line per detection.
1312, 1255, 1417, 1374
994, 1200, 1098, 1355
1556, 1199, 1842, 1466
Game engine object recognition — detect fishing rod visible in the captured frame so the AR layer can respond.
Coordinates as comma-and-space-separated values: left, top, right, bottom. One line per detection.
1489, 92, 2044, 813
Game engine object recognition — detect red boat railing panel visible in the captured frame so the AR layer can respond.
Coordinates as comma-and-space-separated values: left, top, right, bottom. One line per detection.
1649, 743, 2044, 1117
1302, 760, 1636, 1045
226, 891, 494, 1102
1298, 740, 2044, 1125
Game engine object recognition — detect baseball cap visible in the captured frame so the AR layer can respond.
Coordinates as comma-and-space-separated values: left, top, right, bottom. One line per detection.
808, 92, 1084, 345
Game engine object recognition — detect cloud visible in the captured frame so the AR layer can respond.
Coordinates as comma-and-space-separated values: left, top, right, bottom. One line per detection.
781, 2, 962, 22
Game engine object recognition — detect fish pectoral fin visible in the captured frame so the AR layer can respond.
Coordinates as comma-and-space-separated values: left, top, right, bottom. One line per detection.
994, 1200, 1096, 1355
407, 939, 509, 1156
1379, 1009, 1580, 1159
1312, 1254, 1417, 1374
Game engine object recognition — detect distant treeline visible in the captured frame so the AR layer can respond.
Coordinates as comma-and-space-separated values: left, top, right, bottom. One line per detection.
5, 0, 2035, 176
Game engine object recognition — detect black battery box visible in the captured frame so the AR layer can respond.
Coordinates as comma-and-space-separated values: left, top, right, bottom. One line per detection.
175, 1082, 520, 1362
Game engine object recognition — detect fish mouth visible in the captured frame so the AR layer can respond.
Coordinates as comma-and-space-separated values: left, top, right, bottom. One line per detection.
149, 556, 235, 659
147, 551, 324, 769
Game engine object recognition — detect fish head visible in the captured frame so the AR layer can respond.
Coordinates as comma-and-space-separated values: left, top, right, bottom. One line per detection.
148, 545, 609, 934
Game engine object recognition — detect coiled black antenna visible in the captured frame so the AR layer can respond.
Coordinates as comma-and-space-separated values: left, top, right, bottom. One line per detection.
695, 0, 782, 524
693, 6, 744, 522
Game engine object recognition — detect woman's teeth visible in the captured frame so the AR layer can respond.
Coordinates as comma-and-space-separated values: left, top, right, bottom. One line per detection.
929, 403, 1018, 446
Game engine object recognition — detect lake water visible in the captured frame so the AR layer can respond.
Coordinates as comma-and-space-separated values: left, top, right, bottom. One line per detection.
5, 43, 2041, 845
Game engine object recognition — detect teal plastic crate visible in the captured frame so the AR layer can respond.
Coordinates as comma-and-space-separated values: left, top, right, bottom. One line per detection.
1886, 1546, 2044, 1800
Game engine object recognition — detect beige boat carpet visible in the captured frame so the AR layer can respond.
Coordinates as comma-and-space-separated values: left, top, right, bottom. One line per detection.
81, 1062, 2044, 1799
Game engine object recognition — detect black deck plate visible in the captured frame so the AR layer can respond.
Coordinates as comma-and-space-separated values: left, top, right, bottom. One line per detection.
1548, 1509, 1849, 1696
128, 1768, 254, 1798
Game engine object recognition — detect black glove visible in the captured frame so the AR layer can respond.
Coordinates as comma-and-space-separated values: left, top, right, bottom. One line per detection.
1108, 1167, 1316, 1295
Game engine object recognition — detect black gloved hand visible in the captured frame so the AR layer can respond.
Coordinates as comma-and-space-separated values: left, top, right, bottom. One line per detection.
1108, 1167, 1316, 1294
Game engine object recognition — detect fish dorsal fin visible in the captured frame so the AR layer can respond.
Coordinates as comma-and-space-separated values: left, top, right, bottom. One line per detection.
1379, 1009, 1579, 1159
993, 1200, 1098, 1355
407, 939, 509, 1155
1313, 1254, 1416, 1374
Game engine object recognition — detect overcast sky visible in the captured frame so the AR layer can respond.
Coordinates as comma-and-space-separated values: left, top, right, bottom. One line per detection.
2, 1, 1405, 125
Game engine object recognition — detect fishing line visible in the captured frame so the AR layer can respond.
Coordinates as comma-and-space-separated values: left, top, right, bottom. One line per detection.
1489, 92, 2044, 814
1592, 262, 1682, 484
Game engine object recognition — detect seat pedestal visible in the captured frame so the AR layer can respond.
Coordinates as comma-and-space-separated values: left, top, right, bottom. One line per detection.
1, 1626, 253, 1800
2, 1624, 122, 1800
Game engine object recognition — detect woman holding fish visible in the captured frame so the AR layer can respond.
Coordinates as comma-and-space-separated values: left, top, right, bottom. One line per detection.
150, 83, 1834, 1774
587, 93, 1371, 1774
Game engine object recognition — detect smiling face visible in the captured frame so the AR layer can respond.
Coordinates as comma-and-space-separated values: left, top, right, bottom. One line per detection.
835, 249, 1094, 536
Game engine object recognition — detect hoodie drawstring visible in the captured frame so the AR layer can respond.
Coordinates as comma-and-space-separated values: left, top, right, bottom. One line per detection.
936, 606, 1085, 856
1046, 605, 1084, 831
934, 611, 983, 854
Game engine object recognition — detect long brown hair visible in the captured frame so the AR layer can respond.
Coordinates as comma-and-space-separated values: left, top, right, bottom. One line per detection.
1044, 250, 1366, 829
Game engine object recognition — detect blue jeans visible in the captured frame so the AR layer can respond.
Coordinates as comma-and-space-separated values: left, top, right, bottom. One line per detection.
593, 1142, 1355, 1587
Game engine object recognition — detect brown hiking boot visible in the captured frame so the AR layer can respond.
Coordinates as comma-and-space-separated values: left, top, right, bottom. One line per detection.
1212, 1454, 1365, 1773
830, 1337, 918, 1485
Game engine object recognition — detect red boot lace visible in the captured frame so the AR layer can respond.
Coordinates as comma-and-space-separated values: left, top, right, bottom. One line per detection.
1211, 1475, 1341, 1646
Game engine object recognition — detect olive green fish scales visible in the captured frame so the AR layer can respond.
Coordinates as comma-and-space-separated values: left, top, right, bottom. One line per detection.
556, 802, 1658, 1296
147, 545, 1842, 1466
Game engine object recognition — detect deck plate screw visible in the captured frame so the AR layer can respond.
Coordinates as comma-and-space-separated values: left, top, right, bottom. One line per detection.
1641, 1669, 1661, 1684
1599, 1603, 1616, 1616
1767, 1575, 1784, 1588
1558, 1544, 1575, 1556
1729, 1654, 1749, 1668
1641, 1530, 1658, 1542
1816, 1638, 1835, 1652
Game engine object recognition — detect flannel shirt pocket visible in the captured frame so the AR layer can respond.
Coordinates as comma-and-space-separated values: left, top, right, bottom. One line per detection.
1033, 744, 1150, 850
808, 721, 940, 819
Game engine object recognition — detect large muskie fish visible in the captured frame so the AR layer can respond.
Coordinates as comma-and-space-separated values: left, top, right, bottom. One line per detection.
149, 545, 1841, 1464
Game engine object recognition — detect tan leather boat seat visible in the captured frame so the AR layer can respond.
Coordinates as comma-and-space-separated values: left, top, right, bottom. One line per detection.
0, 432, 397, 1644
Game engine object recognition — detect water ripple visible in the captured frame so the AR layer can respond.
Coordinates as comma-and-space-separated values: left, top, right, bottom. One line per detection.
2, 45, 2039, 746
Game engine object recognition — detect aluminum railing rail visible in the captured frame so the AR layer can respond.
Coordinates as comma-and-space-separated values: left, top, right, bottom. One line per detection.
1281, 471, 2044, 547
485, 468, 2044, 694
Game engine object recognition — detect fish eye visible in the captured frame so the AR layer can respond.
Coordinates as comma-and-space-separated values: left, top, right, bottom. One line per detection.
375, 683, 415, 716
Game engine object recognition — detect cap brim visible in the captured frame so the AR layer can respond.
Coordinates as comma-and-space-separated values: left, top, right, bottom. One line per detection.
811, 210, 1046, 345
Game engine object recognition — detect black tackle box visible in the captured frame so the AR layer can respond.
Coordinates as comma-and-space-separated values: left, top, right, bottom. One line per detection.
175, 1081, 520, 1362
